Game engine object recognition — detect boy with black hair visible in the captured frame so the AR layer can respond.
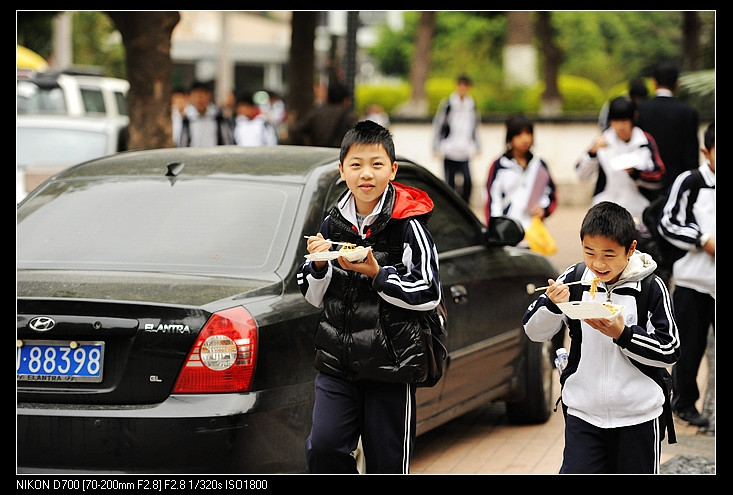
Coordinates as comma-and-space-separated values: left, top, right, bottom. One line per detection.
298, 120, 441, 473
523, 201, 680, 474
232, 91, 278, 146
178, 80, 235, 147
659, 122, 715, 427
432, 74, 481, 204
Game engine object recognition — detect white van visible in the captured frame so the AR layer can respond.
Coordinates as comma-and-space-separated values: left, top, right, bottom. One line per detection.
17, 70, 129, 120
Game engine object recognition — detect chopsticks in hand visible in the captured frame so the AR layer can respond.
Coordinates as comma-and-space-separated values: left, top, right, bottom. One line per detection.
303, 236, 355, 247
526, 279, 590, 294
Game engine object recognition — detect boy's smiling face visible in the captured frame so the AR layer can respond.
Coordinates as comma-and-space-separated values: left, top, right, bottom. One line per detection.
339, 143, 398, 216
582, 234, 635, 285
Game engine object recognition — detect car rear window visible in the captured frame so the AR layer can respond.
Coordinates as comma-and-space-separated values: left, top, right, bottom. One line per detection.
17, 178, 300, 276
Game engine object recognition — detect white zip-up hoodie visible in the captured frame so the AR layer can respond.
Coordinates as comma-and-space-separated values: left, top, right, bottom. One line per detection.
522, 251, 680, 429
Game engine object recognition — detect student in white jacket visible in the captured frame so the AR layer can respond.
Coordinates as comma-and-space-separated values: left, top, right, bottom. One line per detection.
431, 75, 481, 204
659, 122, 715, 427
576, 97, 665, 222
232, 92, 278, 147
523, 201, 679, 474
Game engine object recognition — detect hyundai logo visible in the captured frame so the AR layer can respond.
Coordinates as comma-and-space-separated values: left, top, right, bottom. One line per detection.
29, 316, 56, 332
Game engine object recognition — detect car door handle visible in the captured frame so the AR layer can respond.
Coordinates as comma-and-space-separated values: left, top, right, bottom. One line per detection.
449, 285, 467, 304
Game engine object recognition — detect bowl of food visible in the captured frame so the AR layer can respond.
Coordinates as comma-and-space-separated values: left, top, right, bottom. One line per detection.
305, 244, 372, 262
556, 301, 625, 320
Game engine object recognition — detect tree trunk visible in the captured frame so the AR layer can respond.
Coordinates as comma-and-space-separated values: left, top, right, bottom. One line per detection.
504, 11, 537, 87
394, 11, 435, 118
287, 11, 318, 125
535, 12, 563, 117
682, 12, 701, 72
106, 11, 179, 150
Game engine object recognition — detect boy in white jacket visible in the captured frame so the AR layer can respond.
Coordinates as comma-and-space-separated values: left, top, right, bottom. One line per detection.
576, 96, 666, 221
523, 201, 680, 473
659, 122, 715, 427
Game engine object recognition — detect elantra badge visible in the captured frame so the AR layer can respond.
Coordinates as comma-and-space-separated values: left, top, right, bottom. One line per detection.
29, 316, 56, 332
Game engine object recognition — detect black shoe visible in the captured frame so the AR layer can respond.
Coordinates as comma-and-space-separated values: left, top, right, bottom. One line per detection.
676, 407, 710, 427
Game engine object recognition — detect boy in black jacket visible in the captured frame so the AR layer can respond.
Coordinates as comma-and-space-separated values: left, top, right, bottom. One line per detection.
523, 201, 680, 473
298, 121, 441, 473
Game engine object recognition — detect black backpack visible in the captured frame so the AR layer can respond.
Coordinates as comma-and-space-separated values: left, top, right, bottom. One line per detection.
640, 169, 703, 282
561, 262, 676, 444
439, 102, 451, 139
328, 216, 448, 388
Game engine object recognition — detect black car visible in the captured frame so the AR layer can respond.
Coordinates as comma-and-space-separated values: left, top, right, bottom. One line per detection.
16, 145, 558, 474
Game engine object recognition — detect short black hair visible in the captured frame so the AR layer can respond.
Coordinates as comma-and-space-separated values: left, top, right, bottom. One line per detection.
580, 201, 636, 251
628, 78, 649, 100
327, 82, 349, 105
236, 91, 256, 106
704, 122, 715, 151
505, 114, 534, 144
457, 74, 472, 85
607, 96, 636, 122
189, 80, 213, 93
653, 62, 679, 89
339, 120, 395, 164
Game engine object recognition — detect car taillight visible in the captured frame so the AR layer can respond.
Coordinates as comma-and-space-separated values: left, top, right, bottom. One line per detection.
173, 306, 257, 393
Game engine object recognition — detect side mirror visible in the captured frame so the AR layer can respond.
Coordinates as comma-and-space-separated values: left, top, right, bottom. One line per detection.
486, 216, 525, 246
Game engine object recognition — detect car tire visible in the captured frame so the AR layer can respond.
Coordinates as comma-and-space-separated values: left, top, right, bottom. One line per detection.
506, 339, 554, 424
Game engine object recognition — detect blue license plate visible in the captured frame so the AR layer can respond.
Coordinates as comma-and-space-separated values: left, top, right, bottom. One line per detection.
16, 340, 104, 383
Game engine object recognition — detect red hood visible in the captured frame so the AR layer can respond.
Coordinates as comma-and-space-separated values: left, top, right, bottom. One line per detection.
391, 182, 434, 220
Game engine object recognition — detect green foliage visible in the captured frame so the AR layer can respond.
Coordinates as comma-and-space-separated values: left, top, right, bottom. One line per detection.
354, 82, 411, 115
71, 12, 126, 78
546, 11, 683, 90
478, 85, 531, 115
367, 23, 413, 76
429, 12, 505, 83
369, 11, 712, 96
526, 75, 605, 115
368, 12, 506, 88
424, 78, 457, 115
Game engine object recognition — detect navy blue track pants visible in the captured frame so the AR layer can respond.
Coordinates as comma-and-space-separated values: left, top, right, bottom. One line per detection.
305, 372, 417, 474
560, 414, 661, 473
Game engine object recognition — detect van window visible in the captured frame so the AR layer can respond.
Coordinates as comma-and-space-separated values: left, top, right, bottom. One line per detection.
114, 90, 128, 116
80, 87, 107, 114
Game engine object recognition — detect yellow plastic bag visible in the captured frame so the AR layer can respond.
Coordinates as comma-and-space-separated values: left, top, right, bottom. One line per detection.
525, 216, 557, 255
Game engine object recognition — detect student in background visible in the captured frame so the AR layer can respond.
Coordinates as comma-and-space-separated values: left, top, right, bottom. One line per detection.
658, 122, 715, 427
637, 62, 700, 198
288, 82, 359, 148
484, 114, 557, 235
576, 96, 665, 222
178, 81, 234, 147
232, 91, 278, 146
431, 75, 481, 204
598, 78, 649, 131
171, 85, 189, 147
